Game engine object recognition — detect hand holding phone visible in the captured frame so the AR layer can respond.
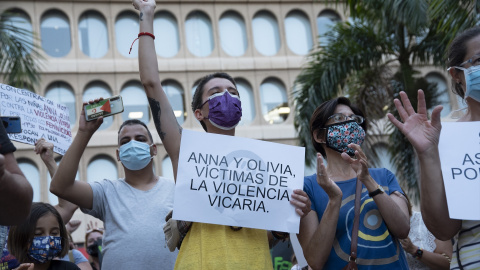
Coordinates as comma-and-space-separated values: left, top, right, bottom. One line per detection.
1, 116, 22, 133
84, 96, 124, 121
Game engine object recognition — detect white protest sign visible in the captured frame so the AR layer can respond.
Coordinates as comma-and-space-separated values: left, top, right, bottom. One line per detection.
173, 129, 305, 233
0, 83, 72, 155
439, 121, 480, 220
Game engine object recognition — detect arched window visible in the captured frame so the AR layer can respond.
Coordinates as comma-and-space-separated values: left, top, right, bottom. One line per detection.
78, 11, 109, 58
87, 155, 118, 183
234, 78, 255, 125
162, 156, 174, 180
260, 78, 289, 124
40, 10, 71, 57
4, 9, 33, 54
45, 82, 76, 126
154, 11, 180, 58
185, 11, 214, 57
316, 10, 341, 46
18, 159, 40, 202
162, 80, 186, 125
252, 11, 280, 56
83, 81, 113, 130
426, 73, 451, 117
115, 11, 139, 58
219, 11, 247, 57
121, 81, 150, 124
285, 10, 313, 55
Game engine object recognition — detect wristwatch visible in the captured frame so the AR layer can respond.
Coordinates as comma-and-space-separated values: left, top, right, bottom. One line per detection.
368, 185, 384, 198
413, 248, 423, 259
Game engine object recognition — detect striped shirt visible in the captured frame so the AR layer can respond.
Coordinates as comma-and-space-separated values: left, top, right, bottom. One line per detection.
451, 220, 480, 270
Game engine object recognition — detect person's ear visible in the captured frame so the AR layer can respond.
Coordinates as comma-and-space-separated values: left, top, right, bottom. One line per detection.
449, 68, 463, 86
194, 108, 205, 121
313, 129, 326, 144
116, 148, 120, 161
151, 144, 157, 156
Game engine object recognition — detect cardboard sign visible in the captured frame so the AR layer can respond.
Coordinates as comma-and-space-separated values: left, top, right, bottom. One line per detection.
439, 121, 480, 220
0, 83, 72, 155
173, 130, 305, 233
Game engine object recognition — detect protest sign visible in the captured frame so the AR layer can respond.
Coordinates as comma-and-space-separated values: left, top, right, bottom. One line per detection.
439, 121, 480, 220
173, 129, 305, 233
0, 83, 72, 155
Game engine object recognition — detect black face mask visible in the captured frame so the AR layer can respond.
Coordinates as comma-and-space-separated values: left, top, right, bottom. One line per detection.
87, 239, 102, 257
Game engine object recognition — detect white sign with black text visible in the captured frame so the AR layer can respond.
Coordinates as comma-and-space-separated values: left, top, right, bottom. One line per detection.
439, 121, 480, 220
173, 129, 305, 233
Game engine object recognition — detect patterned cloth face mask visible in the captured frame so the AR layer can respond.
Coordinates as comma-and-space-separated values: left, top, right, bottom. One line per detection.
325, 120, 366, 156
202, 90, 242, 130
119, 140, 153, 170
27, 236, 62, 264
453, 65, 480, 102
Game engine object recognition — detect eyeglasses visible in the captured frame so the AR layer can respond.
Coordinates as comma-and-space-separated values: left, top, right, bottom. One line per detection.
86, 228, 104, 234
327, 113, 364, 124
459, 54, 480, 67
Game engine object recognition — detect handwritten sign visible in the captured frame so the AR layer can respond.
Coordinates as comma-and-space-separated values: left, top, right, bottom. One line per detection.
0, 83, 72, 155
439, 121, 480, 220
173, 129, 305, 233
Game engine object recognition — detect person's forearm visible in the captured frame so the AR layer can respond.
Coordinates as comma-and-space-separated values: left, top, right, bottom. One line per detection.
363, 178, 409, 239
50, 131, 91, 195
0, 170, 33, 225
418, 149, 462, 240
304, 199, 341, 270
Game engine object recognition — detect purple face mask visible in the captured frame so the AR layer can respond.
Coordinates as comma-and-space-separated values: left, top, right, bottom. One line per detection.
202, 90, 242, 130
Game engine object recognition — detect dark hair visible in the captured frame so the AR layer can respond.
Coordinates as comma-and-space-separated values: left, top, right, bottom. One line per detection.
118, 119, 153, 143
191, 72, 237, 131
8, 202, 69, 263
401, 188, 413, 217
448, 26, 480, 98
309, 97, 367, 158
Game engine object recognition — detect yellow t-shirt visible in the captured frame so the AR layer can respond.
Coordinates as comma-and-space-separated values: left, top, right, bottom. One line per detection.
174, 223, 273, 270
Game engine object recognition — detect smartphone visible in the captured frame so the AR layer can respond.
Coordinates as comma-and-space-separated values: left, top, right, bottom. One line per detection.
1, 116, 22, 133
84, 96, 124, 121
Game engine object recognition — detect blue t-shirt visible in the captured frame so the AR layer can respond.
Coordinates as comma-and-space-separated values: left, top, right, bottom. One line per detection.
304, 168, 408, 270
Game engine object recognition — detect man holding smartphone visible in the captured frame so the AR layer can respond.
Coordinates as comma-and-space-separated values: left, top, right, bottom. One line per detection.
50, 101, 177, 269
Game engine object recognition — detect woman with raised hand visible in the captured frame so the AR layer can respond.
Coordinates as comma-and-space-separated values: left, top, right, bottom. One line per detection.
299, 97, 409, 270
388, 26, 480, 269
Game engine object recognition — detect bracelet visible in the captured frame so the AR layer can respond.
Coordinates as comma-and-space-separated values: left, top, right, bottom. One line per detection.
129, 32, 155, 54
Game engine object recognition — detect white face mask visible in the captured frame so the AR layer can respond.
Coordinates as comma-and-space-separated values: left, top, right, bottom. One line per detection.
453, 65, 480, 102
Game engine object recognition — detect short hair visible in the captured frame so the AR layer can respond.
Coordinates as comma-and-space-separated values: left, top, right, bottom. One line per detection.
191, 72, 237, 131
448, 26, 480, 98
8, 202, 69, 263
85, 228, 104, 247
309, 97, 367, 158
118, 119, 153, 143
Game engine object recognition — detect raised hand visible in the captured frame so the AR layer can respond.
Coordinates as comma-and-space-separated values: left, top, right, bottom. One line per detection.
34, 138, 54, 164
79, 99, 104, 135
290, 189, 311, 218
341, 144, 370, 183
132, 0, 156, 12
316, 153, 342, 199
387, 90, 443, 154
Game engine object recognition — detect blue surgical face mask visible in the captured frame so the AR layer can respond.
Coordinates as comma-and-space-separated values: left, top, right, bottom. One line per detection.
453, 65, 480, 102
27, 236, 62, 264
119, 140, 153, 170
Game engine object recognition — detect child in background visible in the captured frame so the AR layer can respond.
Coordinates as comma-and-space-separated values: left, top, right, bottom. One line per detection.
7, 202, 79, 270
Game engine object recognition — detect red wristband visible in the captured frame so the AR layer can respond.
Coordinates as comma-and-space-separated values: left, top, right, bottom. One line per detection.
129, 32, 155, 54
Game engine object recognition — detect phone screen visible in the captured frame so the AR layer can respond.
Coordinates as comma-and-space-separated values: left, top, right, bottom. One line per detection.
84, 96, 124, 121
